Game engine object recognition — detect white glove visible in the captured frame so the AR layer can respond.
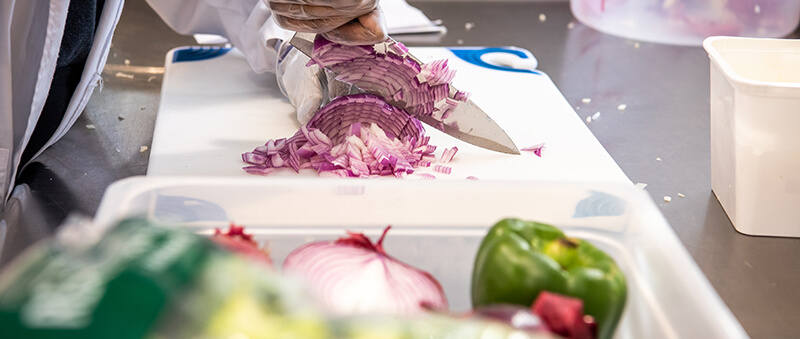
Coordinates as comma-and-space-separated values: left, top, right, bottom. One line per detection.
276, 40, 325, 124
275, 40, 357, 124
264, 0, 387, 45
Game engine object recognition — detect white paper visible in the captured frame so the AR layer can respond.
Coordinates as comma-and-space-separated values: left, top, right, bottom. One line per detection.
193, 33, 229, 44
193, 0, 444, 44
382, 0, 446, 35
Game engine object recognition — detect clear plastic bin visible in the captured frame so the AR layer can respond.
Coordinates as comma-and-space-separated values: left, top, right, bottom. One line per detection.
94, 177, 748, 338
571, 0, 800, 46
704, 36, 800, 237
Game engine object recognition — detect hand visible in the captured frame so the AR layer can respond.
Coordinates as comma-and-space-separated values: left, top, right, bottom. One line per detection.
276, 41, 357, 124
265, 0, 387, 45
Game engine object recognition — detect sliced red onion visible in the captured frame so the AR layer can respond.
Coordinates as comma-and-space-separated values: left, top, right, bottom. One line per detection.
390, 41, 409, 55
416, 173, 436, 180
243, 165, 275, 176
466, 176, 479, 180
432, 164, 452, 175
242, 152, 267, 165
440, 146, 459, 163
308, 35, 471, 120
211, 223, 272, 266
454, 90, 471, 102
521, 142, 546, 157
283, 226, 448, 316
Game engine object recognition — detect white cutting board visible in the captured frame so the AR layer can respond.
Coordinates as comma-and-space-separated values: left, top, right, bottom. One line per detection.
148, 46, 629, 183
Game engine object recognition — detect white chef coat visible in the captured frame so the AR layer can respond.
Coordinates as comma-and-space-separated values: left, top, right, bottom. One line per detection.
0, 0, 290, 213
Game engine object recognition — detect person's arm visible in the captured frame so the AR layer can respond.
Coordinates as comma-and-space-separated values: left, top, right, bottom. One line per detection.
146, 0, 388, 123
145, 0, 292, 74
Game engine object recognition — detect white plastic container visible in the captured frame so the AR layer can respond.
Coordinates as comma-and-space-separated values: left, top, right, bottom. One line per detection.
704, 37, 800, 238
571, 0, 800, 46
94, 176, 747, 338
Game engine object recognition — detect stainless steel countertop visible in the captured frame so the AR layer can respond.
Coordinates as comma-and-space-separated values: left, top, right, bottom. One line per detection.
5, 1, 799, 337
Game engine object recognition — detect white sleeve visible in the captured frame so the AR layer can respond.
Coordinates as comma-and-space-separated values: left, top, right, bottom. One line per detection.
145, 0, 293, 74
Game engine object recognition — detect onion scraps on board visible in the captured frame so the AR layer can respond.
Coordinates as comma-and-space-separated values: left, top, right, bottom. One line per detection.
521, 142, 546, 157
283, 226, 449, 316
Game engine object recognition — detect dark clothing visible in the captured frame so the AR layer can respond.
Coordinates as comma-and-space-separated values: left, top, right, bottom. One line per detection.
5, 0, 106, 268
19, 0, 105, 168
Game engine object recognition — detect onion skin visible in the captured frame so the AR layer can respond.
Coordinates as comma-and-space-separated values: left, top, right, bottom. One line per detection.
282, 226, 449, 316
211, 223, 273, 267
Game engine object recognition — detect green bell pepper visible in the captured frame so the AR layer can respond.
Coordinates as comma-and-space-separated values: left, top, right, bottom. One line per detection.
471, 218, 627, 339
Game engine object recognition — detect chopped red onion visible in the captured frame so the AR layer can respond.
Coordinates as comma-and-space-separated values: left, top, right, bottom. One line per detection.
283, 226, 448, 316
454, 90, 471, 102
243, 94, 437, 177
416, 173, 437, 180
432, 164, 452, 175
440, 147, 459, 163
466, 176, 479, 180
521, 142, 546, 157
243, 165, 275, 176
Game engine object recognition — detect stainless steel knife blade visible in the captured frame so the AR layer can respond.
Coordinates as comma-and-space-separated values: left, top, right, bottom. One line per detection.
289, 32, 520, 155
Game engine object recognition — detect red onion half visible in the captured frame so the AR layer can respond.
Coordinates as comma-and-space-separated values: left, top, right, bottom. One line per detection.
282, 226, 449, 316
309, 35, 471, 124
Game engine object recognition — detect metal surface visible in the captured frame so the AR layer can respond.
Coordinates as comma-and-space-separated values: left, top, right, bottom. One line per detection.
2, 1, 799, 337
289, 32, 520, 154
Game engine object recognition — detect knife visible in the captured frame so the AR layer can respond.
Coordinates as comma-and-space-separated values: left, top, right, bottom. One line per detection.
289, 32, 520, 155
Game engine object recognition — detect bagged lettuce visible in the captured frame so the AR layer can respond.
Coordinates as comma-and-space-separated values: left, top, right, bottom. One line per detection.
0, 217, 557, 339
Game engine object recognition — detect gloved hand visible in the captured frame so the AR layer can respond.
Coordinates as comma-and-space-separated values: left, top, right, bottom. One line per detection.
265, 0, 388, 45
275, 39, 357, 124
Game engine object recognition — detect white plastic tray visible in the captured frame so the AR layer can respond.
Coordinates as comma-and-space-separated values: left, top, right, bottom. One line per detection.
93, 176, 747, 338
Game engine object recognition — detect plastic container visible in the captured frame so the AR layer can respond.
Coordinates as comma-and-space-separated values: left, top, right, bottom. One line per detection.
704, 37, 800, 238
93, 176, 748, 338
571, 0, 800, 46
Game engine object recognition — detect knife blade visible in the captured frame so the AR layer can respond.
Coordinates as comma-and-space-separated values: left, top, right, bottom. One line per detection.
289, 32, 520, 155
